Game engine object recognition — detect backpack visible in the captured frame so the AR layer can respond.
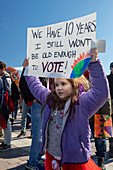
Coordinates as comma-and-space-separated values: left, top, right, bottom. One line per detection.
0, 78, 9, 129
0, 78, 4, 109
2, 76, 20, 106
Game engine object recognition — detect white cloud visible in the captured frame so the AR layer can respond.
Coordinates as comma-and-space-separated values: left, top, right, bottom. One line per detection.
14, 66, 23, 71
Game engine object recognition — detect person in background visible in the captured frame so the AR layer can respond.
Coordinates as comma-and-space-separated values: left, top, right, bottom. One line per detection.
19, 92, 23, 113
84, 69, 112, 170
19, 68, 46, 169
23, 48, 109, 170
26, 100, 45, 170
0, 78, 4, 137
0, 61, 14, 151
17, 99, 30, 137
107, 62, 113, 158
11, 81, 20, 119
89, 96, 112, 170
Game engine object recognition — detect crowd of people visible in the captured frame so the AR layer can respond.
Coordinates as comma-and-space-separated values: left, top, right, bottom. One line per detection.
0, 48, 113, 170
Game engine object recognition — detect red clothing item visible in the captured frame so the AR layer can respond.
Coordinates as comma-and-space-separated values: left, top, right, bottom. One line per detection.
83, 70, 89, 79
27, 101, 33, 107
45, 151, 101, 170
45, 151, 60, 170
0, 114, 7, 129
8, 96, 15, 112
3, 91, 8, 105
62, 159, 102, 170
3, 91, 15, 112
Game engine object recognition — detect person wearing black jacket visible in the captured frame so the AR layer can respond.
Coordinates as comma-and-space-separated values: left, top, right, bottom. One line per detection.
17, 68, 34, 137
18, 68, 46, 169
107, 62, 113, 158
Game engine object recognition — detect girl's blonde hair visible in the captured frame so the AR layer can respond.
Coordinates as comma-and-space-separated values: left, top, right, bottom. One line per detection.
41, 75, 90, 118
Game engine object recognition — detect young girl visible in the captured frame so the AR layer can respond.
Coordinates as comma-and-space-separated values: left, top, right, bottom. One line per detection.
23, 48, 109, 170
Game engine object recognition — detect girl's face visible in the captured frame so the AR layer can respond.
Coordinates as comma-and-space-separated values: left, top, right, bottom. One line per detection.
54, 78, 73, 99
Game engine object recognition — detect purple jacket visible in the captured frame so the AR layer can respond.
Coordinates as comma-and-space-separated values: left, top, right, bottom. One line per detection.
25, 60, 109, 165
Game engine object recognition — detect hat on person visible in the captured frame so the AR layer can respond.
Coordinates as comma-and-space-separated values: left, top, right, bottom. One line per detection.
110, 62, 113, 68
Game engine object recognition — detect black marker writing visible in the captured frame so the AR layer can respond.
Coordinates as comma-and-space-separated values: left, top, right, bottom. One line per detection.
68, 38, 92, 47
47, 27, 62, 38
42, 61, 64, 73
76, 20, 96, 35
31, 29, 42, 39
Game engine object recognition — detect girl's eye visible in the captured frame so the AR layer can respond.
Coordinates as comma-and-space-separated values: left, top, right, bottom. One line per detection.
55, 84, 58, 87
62, 82, 66, 86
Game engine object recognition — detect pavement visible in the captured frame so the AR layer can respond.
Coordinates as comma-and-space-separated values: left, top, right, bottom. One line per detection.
0, 111, 113, 170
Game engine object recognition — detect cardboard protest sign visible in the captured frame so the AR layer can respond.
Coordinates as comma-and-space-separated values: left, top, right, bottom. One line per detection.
94, 114, 113, 138
24, 13, 96, 78
91, 40, 106, 53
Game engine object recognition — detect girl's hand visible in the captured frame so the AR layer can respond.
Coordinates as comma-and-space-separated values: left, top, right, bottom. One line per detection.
90, 48, 98, 62
23, 58, 29, 68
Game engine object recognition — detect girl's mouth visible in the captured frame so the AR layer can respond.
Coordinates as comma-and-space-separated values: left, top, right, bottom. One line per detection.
58, 92, 63, 95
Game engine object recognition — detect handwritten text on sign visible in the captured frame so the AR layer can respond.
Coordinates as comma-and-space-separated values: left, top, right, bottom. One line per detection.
25, 13, 96, 78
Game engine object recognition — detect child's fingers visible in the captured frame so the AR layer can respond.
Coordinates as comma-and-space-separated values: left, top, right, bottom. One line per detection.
90, 48, 98, 62
22, 58, 29, 67
90, 48, 98, 56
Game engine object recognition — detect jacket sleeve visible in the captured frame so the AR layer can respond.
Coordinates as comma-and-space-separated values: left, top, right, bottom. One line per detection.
4, 77, 12, 96
97, 93, 112, 116
25, 76, 51, 105
79, 60, 109, 119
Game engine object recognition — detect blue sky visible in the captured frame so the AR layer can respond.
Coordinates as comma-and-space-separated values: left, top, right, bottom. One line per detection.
0, 0, 113, 75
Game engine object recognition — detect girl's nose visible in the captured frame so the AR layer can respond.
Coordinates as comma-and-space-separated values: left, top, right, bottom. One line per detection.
58, 85, 62, 90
